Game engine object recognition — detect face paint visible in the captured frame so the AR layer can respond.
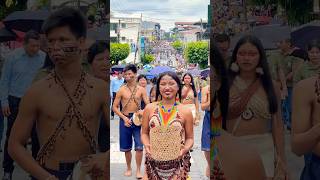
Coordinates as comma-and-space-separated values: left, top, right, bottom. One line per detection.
48, 42, 80, 59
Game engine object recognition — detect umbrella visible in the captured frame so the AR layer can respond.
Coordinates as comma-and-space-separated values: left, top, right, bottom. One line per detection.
230, 24, 291, 51
0, 28, 16, 42
291, 20, 320, 49
149, 66, 173, 75
111, 64, 126, 72
143, 64, 153, 71
187, 68, 201, 76
3, 10, 50, 32
87, 24, 108, 41
200, 68, 210, 78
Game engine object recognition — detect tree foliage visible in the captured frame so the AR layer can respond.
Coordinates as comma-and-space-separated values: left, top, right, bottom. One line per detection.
184, 41, 209, 69
248, 0, 313, 25
141, 54, 155, 65
110, 43, 130, 65
0, 0, 27, 20
172, 40, 184, 54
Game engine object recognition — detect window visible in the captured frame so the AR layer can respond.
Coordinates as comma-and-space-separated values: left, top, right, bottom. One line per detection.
121, 37, 126, 41
110, 23, 118, 31
121, 23, 126, 28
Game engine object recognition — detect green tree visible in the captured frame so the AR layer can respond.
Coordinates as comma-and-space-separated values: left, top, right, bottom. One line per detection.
0, 0, 27, 20
248, 0, 313, 25
184, 41, 209, 69
279, 0, 313, 25
110, 43, 130, 66
172, 40, 184, 54
140, 54, 155, 65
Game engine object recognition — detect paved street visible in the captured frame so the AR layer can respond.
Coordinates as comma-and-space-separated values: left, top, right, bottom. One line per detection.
110, 111, 209, 180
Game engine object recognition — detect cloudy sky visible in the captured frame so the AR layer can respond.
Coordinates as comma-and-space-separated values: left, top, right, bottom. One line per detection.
110, 0, 210, 31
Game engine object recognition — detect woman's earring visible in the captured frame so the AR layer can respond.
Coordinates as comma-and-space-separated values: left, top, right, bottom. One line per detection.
230, 62, 239, 72
256, 67, 264, 75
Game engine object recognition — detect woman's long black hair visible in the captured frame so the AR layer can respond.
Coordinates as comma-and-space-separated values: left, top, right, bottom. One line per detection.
228, 35, 278, 114
182, 73, 197, 98
155, 71, 182, 102
211, 40, 229, 129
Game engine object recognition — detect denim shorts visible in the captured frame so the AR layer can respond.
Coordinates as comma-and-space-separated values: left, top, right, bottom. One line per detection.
119, 113, 143, 152
201, 110, 210, 151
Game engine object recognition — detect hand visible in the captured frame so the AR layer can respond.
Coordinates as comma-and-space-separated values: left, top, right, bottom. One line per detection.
144, 143, 151, 155
80, 153, 108, 179
138, 110, 144, 116
123, 116, 132, 127
179, 146, 187, 158
2, 106, 10, 117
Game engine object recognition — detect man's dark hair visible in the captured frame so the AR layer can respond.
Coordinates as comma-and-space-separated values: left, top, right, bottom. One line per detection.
42, 7, 87, 38
214, 33, 230, 43
24, 30, 40, 44
87, 41, 108, 64
123, 64, 137, 74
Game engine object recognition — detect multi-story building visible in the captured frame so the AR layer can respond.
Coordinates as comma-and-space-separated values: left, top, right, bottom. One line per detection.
110, 15, 141, 44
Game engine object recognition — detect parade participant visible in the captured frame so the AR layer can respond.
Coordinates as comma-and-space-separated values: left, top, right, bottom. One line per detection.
201, 82, 210, 177
0, 30, 46, 180
181, 73, 200, 126
141, 71, 193, 180
227, 35, 287, 179
149, 86, 156, 103
112, 64, 149, 179
214, 33, 231, 66
294, 40, 320, 85
137, 74, 149, 110
268, 38, 304, 130
110, 71, 124, 120
291, 71, 320, 179
8, 8, 109, 180
87, 41, 110, 154
211, 42, 266, 180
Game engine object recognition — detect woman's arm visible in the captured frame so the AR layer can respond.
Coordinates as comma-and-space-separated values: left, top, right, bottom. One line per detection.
272, 82, 286, 162
182, 108, 194, 153
141, 104, 152, 154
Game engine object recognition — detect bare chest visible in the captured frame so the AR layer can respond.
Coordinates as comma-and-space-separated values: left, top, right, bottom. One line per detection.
36, 86, 103, 125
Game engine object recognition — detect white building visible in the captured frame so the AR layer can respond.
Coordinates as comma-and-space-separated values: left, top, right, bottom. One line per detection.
110, 16, 141, 44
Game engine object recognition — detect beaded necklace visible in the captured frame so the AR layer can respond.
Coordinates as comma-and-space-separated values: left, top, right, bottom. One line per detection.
211, 93, 226, 180
158, 101, 179, 127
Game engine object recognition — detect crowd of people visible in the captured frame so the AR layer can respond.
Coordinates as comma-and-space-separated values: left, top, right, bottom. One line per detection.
213, 0, 279, 36
0, 7, 109, 180
212, 32, 320, 179
110, 63, 210, 179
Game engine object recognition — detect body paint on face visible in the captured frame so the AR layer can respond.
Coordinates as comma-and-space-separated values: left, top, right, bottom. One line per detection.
48, 42, 81, 59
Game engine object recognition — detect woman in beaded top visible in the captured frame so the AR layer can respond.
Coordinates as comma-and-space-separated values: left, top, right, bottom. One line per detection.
141, 71, 194, 180
181, 73, 200, 126
211, 42, 266, 180
226, 35, 287, 179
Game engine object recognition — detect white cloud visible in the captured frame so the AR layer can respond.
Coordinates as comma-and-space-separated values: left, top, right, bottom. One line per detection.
111, 0, 210, 31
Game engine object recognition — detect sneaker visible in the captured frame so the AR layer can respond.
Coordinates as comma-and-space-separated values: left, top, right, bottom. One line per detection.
2, 172, 12, 180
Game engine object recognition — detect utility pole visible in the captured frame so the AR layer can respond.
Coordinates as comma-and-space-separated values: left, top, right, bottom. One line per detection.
117, 19, 121, 43
200, 18, 203, 41
134, 13, 142, 64
243, 0, 248, 27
